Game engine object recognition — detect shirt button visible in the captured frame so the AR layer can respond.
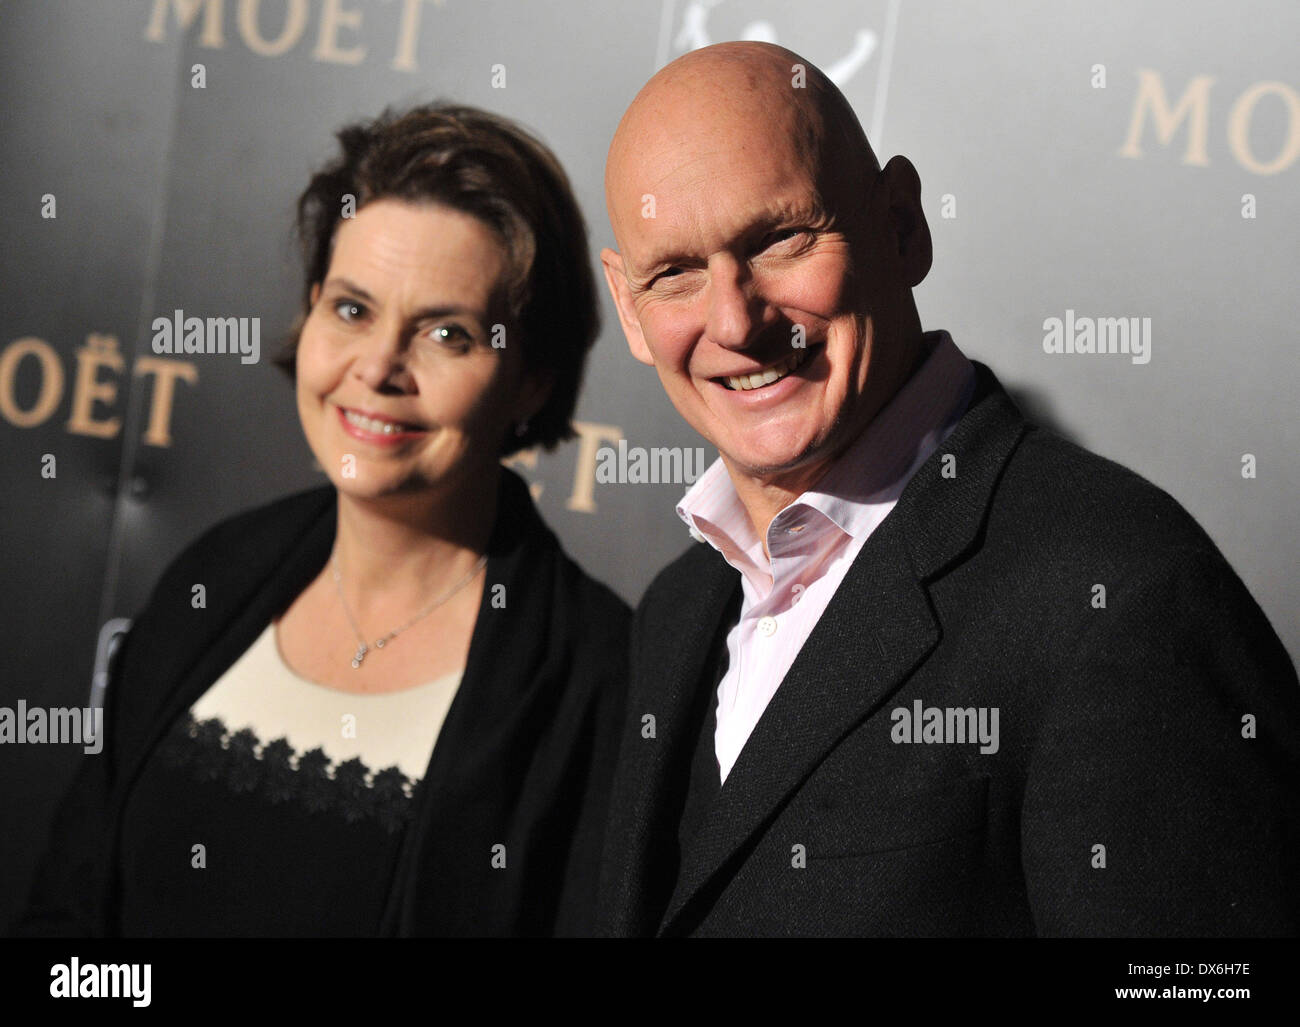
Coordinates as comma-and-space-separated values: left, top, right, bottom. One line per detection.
757, 615, 778, 637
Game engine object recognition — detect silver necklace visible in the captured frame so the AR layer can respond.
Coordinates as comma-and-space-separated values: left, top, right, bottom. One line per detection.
330, 552, 487, 668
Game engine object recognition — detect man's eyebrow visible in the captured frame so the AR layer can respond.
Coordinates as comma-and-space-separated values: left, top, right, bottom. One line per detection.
321, 277, 488, 322
626, 203, 833, 284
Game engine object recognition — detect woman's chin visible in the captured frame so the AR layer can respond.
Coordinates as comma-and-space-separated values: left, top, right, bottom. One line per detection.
330, 474, 428, 502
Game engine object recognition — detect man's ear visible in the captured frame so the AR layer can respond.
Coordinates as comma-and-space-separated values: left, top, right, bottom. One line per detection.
600, 247, 655, 367
877, 155, 933, 288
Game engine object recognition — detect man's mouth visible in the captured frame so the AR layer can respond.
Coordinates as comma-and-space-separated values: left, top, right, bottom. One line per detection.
717, 346, 812, 391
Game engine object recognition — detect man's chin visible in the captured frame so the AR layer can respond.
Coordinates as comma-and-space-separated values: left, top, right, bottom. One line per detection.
721, 439, 832, 486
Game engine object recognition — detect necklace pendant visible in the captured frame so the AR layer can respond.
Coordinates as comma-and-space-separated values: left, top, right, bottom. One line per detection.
351, 643, 368, 669
374, 638, 385, 649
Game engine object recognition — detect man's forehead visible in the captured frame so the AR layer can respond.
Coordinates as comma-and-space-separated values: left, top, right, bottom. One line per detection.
612, 128, 823, 249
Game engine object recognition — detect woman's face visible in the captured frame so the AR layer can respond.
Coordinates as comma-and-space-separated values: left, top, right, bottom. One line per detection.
296, 198, 544, 502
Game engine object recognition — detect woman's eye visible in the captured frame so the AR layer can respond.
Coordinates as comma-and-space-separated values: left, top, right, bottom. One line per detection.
333, 299, 366, 322
430, 324, 472, 348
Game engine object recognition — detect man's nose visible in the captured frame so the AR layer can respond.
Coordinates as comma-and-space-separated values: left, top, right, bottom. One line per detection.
704, 257, 762, 351
352, 322, 415, 393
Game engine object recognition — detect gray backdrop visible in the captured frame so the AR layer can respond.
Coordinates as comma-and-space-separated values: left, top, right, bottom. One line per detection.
2, 0, 1296, 929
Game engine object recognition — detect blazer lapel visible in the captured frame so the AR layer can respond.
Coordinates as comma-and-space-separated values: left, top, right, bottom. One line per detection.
658, 516, 936, 934
599, 544, 739, 936
658, 362, 1028, 935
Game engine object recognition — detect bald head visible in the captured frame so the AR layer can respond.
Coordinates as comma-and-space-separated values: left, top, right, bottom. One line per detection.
598, 41, 933, 502
605, 41, 879, 243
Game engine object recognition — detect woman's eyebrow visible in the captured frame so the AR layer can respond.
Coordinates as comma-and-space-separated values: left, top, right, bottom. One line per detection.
322, 277, 377, 303
323, 278, 487, 322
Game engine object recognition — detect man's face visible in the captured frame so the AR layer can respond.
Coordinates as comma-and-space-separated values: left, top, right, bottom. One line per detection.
604, 124, 887, 483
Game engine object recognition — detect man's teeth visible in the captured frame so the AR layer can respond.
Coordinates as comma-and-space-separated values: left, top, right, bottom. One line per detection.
724, 348, 809, 392
344, 409, 417, 434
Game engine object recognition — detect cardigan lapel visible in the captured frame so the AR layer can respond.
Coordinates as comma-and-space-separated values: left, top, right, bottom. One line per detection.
598, 545, 740, 936
109, 489, 337, 776
658, 362, 1028, 935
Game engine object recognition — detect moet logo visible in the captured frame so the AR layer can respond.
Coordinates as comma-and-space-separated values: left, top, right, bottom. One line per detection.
1119, 69, 1299, 175
144, 0, 447, 72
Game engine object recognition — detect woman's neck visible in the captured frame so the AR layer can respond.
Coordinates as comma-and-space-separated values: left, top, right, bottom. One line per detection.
330, 466, 501, 610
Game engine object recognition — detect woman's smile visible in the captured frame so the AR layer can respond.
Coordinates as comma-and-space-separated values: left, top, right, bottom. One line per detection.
335, 404, 429, 445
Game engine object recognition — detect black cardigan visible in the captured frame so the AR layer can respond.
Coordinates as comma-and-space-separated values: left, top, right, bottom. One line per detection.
18, 468, 629, 937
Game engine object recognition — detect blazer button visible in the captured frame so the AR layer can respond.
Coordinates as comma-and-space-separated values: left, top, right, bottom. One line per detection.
757, 615, 778, 637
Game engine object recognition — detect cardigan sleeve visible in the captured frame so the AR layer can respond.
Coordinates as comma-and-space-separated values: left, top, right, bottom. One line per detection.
11, 486, 334, 938
9, 626, 133, 938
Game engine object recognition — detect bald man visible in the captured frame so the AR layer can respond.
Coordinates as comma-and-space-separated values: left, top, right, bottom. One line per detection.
596, 42, 1299, 937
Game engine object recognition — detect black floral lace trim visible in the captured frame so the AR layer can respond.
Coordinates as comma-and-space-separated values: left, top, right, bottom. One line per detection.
157, 712, 416, 833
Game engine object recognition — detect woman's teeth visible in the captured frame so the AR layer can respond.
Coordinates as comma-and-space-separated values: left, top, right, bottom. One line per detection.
723, 348, 810, 391
344, 409, 417, 434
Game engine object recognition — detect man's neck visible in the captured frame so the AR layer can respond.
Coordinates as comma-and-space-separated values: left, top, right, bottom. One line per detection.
723, 458, 832, 559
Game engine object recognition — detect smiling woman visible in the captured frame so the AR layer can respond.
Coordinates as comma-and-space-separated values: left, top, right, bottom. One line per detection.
18, 103, 628, 938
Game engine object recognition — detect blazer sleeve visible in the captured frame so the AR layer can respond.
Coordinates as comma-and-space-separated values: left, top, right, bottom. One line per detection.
1020, 547, 1300, 936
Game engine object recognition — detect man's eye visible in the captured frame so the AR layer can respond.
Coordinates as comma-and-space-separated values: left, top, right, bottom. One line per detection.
761, 229, 806, 250
650, 267, 686, 287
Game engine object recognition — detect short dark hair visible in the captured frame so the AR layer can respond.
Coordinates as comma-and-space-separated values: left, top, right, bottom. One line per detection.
278, 102, 599, 456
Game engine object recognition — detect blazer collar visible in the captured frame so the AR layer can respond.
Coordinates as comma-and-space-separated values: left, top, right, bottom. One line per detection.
656, 360, 1028, 934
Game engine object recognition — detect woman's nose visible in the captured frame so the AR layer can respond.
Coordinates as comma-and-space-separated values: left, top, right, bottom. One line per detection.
351, 321, 416, 392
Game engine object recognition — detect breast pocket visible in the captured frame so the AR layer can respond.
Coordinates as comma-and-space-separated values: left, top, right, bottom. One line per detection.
782, 774, 990, 935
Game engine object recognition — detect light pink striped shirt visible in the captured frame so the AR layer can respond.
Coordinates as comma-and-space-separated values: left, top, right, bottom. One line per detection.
676, 331, 976, 783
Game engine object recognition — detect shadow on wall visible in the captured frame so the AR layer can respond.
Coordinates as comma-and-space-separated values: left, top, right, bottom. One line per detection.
1002, 383, 1079, 446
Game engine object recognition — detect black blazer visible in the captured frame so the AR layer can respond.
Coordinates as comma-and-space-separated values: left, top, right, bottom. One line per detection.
598, 361, 1300, 937
18, 468, 628, 937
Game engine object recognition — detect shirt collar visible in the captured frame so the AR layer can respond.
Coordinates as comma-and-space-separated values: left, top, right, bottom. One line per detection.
677, 330, 975, 567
